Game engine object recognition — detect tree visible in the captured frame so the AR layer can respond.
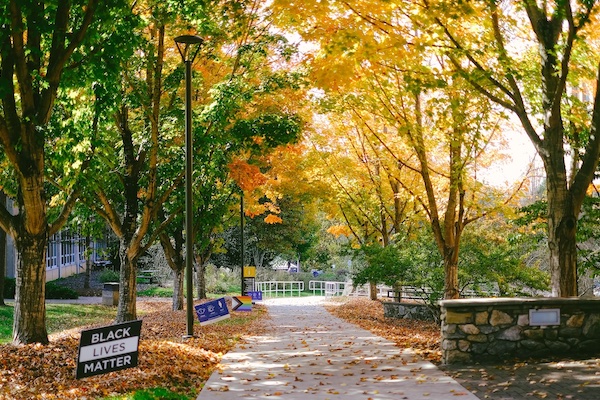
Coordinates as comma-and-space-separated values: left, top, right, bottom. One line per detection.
420, 0, 600, 296
0, 0, 132, 344
0, 191, 5, 307
308, 114, 422, 299
81, 9, 183, 322
157, 0, 305, 306
270, 0, 550, 299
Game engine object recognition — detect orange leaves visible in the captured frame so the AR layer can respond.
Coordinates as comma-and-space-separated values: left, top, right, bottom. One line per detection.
0, 300, 268, 400
264, 213, 283, 224
325, 298, 442, 363
228, 159, 267, 192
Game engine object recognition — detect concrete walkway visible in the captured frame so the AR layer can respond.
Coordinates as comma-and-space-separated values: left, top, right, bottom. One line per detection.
197, 296, 478, 399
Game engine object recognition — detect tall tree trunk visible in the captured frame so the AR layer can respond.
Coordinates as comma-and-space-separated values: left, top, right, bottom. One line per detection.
159, 223, 185, 311
0, 0, 97, 345
546, 181, 578, 296
116, 240, 137, 322
0, 192, 6, 307
369, 281, 377, 300
196, 262, 206, 300
13, 233, 48, 344
173, 269, 184, 311
84, 233, 92, 290
443, 246, 460, 299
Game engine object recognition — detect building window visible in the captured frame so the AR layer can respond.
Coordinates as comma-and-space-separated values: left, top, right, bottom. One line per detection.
47, 234, 58, 269
61, 230, 75, 265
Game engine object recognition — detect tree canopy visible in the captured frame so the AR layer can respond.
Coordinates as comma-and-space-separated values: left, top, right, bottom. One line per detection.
3, 0, 600, 344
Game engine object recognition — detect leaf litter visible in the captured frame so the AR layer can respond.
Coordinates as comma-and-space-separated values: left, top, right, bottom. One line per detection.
0, 299, 267, 400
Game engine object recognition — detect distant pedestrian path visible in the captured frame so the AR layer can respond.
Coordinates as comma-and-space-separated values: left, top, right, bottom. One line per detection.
197, 296, 477, 399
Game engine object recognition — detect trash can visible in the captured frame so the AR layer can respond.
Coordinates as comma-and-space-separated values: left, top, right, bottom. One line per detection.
102, 282, 119, 306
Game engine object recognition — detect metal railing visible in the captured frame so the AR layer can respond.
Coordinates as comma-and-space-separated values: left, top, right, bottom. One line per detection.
254, 281, 305, 297
308, 280, 347, 296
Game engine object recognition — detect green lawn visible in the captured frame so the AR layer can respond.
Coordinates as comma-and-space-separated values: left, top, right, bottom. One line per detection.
0, 303, 115, 344
103, 388, 190, 400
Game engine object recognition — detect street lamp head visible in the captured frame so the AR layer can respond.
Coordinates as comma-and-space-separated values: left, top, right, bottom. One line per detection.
174, 35, 204, 63
174, 35, 204, 45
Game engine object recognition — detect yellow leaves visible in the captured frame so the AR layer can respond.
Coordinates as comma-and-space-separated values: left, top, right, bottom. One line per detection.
49, 194, 65, 208
326, 224, 352, 238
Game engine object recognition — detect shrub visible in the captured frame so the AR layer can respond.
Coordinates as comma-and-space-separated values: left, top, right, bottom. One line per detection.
3, 277, 78, 300
45, 281, 79, 300
209, 281, 230, 294
3, 278, 15, 299
99, 268, 120, 283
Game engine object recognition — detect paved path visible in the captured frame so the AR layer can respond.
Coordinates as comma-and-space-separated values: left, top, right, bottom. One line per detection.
442, 358, 600, 399
197, 297, 477, 399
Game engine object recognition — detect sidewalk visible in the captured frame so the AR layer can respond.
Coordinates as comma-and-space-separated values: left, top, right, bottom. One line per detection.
441, 357, 600, 399
197, 296, 478, 399
45, 296, 103, 304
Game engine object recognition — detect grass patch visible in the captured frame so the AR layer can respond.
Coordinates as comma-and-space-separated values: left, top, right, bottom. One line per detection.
137, 286, 173, 297
46, 304, 115, 333
103, 387, 191, 400
0, 303, 115, 344
0, 306, 12, 341
137, 286, 246, 299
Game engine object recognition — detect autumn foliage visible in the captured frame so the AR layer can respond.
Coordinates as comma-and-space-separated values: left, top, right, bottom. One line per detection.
228, 159, 267, 192
326, 298, 441, 363
0, 296, 445, 399
0, 300, 267, 400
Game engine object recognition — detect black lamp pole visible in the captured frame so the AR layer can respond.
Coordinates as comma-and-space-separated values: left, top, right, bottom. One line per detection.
240, 192, 244, 296
175, 34, 203, 339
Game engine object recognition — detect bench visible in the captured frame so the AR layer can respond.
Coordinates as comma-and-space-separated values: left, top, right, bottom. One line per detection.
387, 287, 432, 302
138, 270, 159, 284
93, 260, 113, 270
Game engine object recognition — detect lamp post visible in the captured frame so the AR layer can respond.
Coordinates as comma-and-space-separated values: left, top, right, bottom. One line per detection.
240, 191, 244, 296
175, 34, 203, 339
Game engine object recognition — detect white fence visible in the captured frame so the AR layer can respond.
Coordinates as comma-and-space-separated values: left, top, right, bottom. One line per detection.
254, 281, 304, 297
254, 281, 389, 298
254, 280, 498, 299
308, 280, 347, 296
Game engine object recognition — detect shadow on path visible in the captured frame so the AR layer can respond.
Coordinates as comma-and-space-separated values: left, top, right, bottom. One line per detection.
197, 296, 477, 399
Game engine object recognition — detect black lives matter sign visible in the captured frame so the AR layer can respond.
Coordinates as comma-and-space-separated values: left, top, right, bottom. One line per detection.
76, 320, 142, 379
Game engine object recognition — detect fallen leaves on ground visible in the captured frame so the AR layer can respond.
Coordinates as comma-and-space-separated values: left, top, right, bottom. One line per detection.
324, 297, 441, 363
0, 299, 267, 400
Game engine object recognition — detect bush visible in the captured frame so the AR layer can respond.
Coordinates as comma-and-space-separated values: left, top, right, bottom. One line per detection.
205, 264, 239, 294
3, 278, 15, 299
3, 278, 79, 300
209, 281, 230, 294
99, 268, 120, 283
45, 281, 79, 299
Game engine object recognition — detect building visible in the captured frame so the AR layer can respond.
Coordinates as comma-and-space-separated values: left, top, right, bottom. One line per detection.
2, 196, 113, 282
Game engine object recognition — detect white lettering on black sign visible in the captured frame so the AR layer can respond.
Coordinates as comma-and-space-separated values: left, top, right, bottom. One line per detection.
76, 320, 142, 379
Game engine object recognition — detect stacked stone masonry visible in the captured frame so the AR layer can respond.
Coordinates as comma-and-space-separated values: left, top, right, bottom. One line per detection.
439, 298, 600, 364
383, 301, 439, 322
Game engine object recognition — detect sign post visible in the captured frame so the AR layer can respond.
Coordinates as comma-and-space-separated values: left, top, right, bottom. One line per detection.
76, 320, 142, 379
242, 266, 256, 296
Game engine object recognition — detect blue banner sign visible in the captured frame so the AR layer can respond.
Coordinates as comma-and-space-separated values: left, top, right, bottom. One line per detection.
194, 297, 230, 326
247, 291, 263, 301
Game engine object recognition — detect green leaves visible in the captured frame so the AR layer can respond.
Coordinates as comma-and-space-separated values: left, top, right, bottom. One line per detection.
230, 113, 302, 153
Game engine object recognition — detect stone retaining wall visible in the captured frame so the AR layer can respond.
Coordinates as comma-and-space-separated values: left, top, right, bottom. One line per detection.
383, 301, 439, 322
440, 297, 600, 364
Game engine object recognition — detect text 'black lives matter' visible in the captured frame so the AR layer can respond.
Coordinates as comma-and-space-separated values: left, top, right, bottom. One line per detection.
76, 320, 143, 379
